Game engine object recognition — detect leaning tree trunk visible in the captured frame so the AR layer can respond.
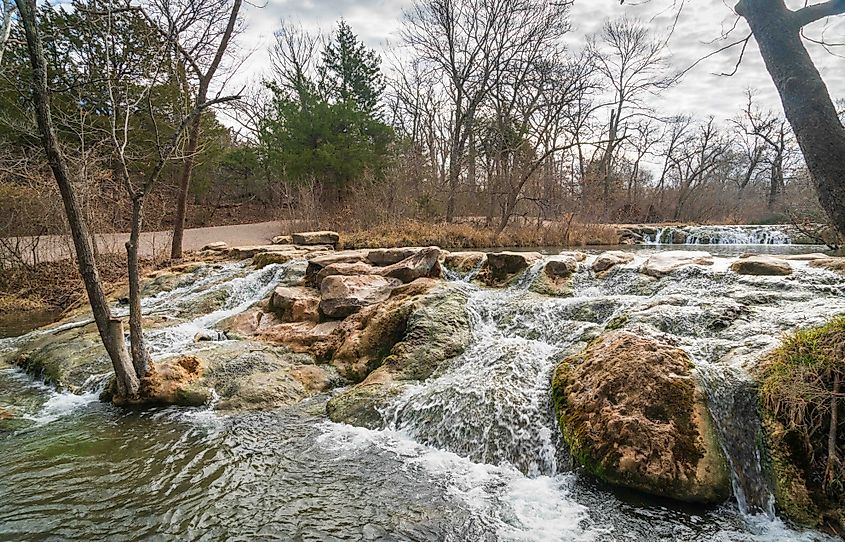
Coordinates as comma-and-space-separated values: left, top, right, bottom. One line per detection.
736, 0, 845, 236
15, 0, 139, 396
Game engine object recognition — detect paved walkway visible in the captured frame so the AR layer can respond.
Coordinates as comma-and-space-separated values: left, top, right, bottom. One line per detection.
2, 221, 286, 263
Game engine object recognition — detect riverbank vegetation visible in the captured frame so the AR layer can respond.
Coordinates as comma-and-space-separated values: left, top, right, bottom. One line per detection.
761, 317, 845, 535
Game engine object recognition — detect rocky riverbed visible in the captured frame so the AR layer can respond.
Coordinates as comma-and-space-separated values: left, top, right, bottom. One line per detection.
1, 235, 845, 540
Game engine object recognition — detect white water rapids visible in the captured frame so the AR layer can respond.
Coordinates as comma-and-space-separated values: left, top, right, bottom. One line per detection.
2, 247, 844, 541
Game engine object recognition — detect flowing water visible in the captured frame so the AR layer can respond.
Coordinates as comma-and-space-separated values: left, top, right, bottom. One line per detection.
1, 246, 844, 541
644, 225, 795, 245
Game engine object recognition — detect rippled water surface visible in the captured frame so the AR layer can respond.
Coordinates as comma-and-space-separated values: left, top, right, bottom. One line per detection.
1, 244, 842, 541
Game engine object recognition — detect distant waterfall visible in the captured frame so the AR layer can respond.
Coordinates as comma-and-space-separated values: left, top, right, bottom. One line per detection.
642, 225, 793, 245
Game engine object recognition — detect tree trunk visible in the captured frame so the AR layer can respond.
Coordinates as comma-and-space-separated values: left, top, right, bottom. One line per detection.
170, 113, 202, 259
15, 0, 139, 396
737, 0, 845, 235
126, 197, 152, 378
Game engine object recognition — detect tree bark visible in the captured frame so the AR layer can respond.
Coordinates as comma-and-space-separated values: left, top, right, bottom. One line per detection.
126, 197, 152, 378
736, 0, 845, 235
170, 114, 201, 259
15, 0, 139, 396
169, 0, 242, 259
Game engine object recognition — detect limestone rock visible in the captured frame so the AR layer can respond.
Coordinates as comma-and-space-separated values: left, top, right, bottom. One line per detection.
327, 287, 471, 427
479, 251, 543, 286
730, 255, 792, 276
272, 235, 293, 245
367, 247, 423, 266
443, 251, 486, 273
641, 251, 714, 277
545, 255, 579, 278
305, 250, 369, 286
809, 257, 845, 274
592, 251, 635, 274
319, 275, 402, 318
316, 261, 381, 286
253, 249, 313, 268
380, 247, 442, 283
201, 242, 228, 252
270, 286, 320, 322
552, 331, 730, 503
531, 255, 579, 296
292, 231, 340, 246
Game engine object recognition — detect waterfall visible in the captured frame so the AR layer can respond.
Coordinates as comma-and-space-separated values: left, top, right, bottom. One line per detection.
643, 225, 793, 245
696, 361, 776, 517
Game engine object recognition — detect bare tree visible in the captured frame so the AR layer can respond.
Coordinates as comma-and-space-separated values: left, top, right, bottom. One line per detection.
14, 0, 139, 396
588, 17, 671, 214
163, 0, 244, 260
15, 0, 241, 400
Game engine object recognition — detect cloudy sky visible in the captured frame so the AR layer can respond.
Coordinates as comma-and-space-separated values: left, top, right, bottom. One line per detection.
238, 0, 845, 122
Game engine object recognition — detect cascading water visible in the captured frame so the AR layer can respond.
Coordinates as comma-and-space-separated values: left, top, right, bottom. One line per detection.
3, 250, 845, 541
644, 225, 794, 245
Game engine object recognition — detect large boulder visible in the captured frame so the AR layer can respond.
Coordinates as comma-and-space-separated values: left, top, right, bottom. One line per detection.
552, 331, 730, 503
327, 286, 471, 428
270, 286, 320, 322
479, 251, 543, 286
592, 251, 635, 275
730, 255, 792, 276
292, 231, 340, 246
253, 248, 315, 268
380, 247, 442, 283
367, 247, 423, 266
319, 275, 403, 319
809, 257, 845, 274
641, 251, 714, 277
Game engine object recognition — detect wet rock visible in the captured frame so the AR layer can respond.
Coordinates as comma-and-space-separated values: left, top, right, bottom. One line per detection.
194, 330, 228, 342
114, 355, 208, 407
230, 245, 292, 259
479, 251, 543, 286
292, 231, 340, 246
531, 255, 579, 296
201, 242, 228, 252
443, 251, 486, 273
380, 247, 442, 284
253, 248, 313, 268
592, 251, 635, 274
367, 247, 423, 266
730, 255, 792, 276
319, 275, 403, 319
270, 286, 320, 323
305, 250, 370, 286
258, 321, 345, 361
327, 286, 471, 428
272, 235, 293, 245
809, 257, 845, 274
148, 343, 333, 411
641, 251, 714, 277
552, 331, 730, 503
560, 251, 588, 262
11, 321, 111, 392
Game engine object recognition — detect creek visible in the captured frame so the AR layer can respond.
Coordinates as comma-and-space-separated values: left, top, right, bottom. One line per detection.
1, 241, 844, 541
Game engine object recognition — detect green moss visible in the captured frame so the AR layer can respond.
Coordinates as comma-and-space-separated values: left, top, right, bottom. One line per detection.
605, 314, 629, 331
759, 315, 845, 531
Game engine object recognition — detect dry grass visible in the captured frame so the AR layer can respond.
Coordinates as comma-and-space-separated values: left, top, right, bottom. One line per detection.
337, 220, 620, 250
0, 253, 187, 315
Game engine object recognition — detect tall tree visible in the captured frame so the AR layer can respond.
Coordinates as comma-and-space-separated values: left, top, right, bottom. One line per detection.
734, 0, 845, 235
319, 19, 385, 117
0, 0, 14, 67
167, 0, 244, 260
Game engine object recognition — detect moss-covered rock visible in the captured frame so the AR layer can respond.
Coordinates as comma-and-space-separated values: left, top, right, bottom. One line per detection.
326, 285, 471, 427
552, 330, 730, 503
758, 317, 845, 535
